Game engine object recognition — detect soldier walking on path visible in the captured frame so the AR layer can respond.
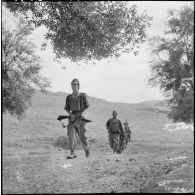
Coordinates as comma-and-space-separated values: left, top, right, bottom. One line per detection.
106, 111, 125, 154
123, 120, 131, 142
64, 78, 90, 159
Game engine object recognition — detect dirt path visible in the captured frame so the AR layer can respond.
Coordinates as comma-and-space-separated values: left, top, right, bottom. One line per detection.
2, 137, 194, 194
3, 147, 138, 193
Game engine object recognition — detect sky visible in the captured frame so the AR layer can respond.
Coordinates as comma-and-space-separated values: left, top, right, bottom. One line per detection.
2, 1, 193, 103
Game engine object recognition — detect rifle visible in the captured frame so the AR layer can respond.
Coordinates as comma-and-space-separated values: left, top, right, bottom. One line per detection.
57, 115, 92, 128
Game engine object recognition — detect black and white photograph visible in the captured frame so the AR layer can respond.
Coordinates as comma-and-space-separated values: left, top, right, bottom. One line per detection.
1, 0, 194, 193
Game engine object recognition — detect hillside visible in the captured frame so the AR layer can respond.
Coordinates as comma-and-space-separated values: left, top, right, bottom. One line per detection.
2, 91, 194, 193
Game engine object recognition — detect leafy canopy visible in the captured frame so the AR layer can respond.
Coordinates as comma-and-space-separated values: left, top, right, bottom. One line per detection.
5, 1, 152, 63
2, 18, 51, 119
148, 5, 194, 123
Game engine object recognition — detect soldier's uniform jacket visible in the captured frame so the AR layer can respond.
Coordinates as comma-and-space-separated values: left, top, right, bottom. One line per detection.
65, 93, 89, 115
125, 126, 131, 134
64, 92, 90, 154
106, 118, 123, 134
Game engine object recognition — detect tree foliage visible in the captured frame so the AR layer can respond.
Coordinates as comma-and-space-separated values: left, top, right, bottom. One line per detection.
5, 1, 152, 63
168, 87, 193, 123
2, 18, 51, 119
148, 5, 194, 123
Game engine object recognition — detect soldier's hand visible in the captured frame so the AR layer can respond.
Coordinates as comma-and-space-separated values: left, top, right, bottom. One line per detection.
70, 114, 76, 121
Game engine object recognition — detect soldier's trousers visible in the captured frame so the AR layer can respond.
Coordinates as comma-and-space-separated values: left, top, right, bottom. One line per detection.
108, 133, 127, 152
120, 135, 127, 150
127, 134, 131, 141
108, 133, 120, 149
67, 119, 89, 153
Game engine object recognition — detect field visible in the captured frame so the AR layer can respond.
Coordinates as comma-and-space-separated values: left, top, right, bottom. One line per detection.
2, 91, 194, 193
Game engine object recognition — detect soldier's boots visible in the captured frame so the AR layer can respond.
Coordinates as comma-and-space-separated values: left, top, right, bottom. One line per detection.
67, 151, 77, 159
67, 151, 89, 158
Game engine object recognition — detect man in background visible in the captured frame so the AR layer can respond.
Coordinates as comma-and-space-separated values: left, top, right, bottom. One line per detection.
123, 120, 131, 142
106, 111, 124, 154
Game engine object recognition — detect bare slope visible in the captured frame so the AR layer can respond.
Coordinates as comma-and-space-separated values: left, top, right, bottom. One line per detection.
2, 91, 194, 193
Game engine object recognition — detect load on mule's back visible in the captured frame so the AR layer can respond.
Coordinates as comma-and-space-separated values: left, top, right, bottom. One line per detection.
106, 110, 127, 154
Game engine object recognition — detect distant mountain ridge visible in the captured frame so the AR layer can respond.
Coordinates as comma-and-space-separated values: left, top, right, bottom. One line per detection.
37, 89, 164, 105
35, 90, 169, 114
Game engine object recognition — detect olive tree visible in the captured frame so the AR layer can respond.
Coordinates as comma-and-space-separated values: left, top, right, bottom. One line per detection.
148, 5, 194, 123
5, 1, 152, 63
2, 18, 51, 119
